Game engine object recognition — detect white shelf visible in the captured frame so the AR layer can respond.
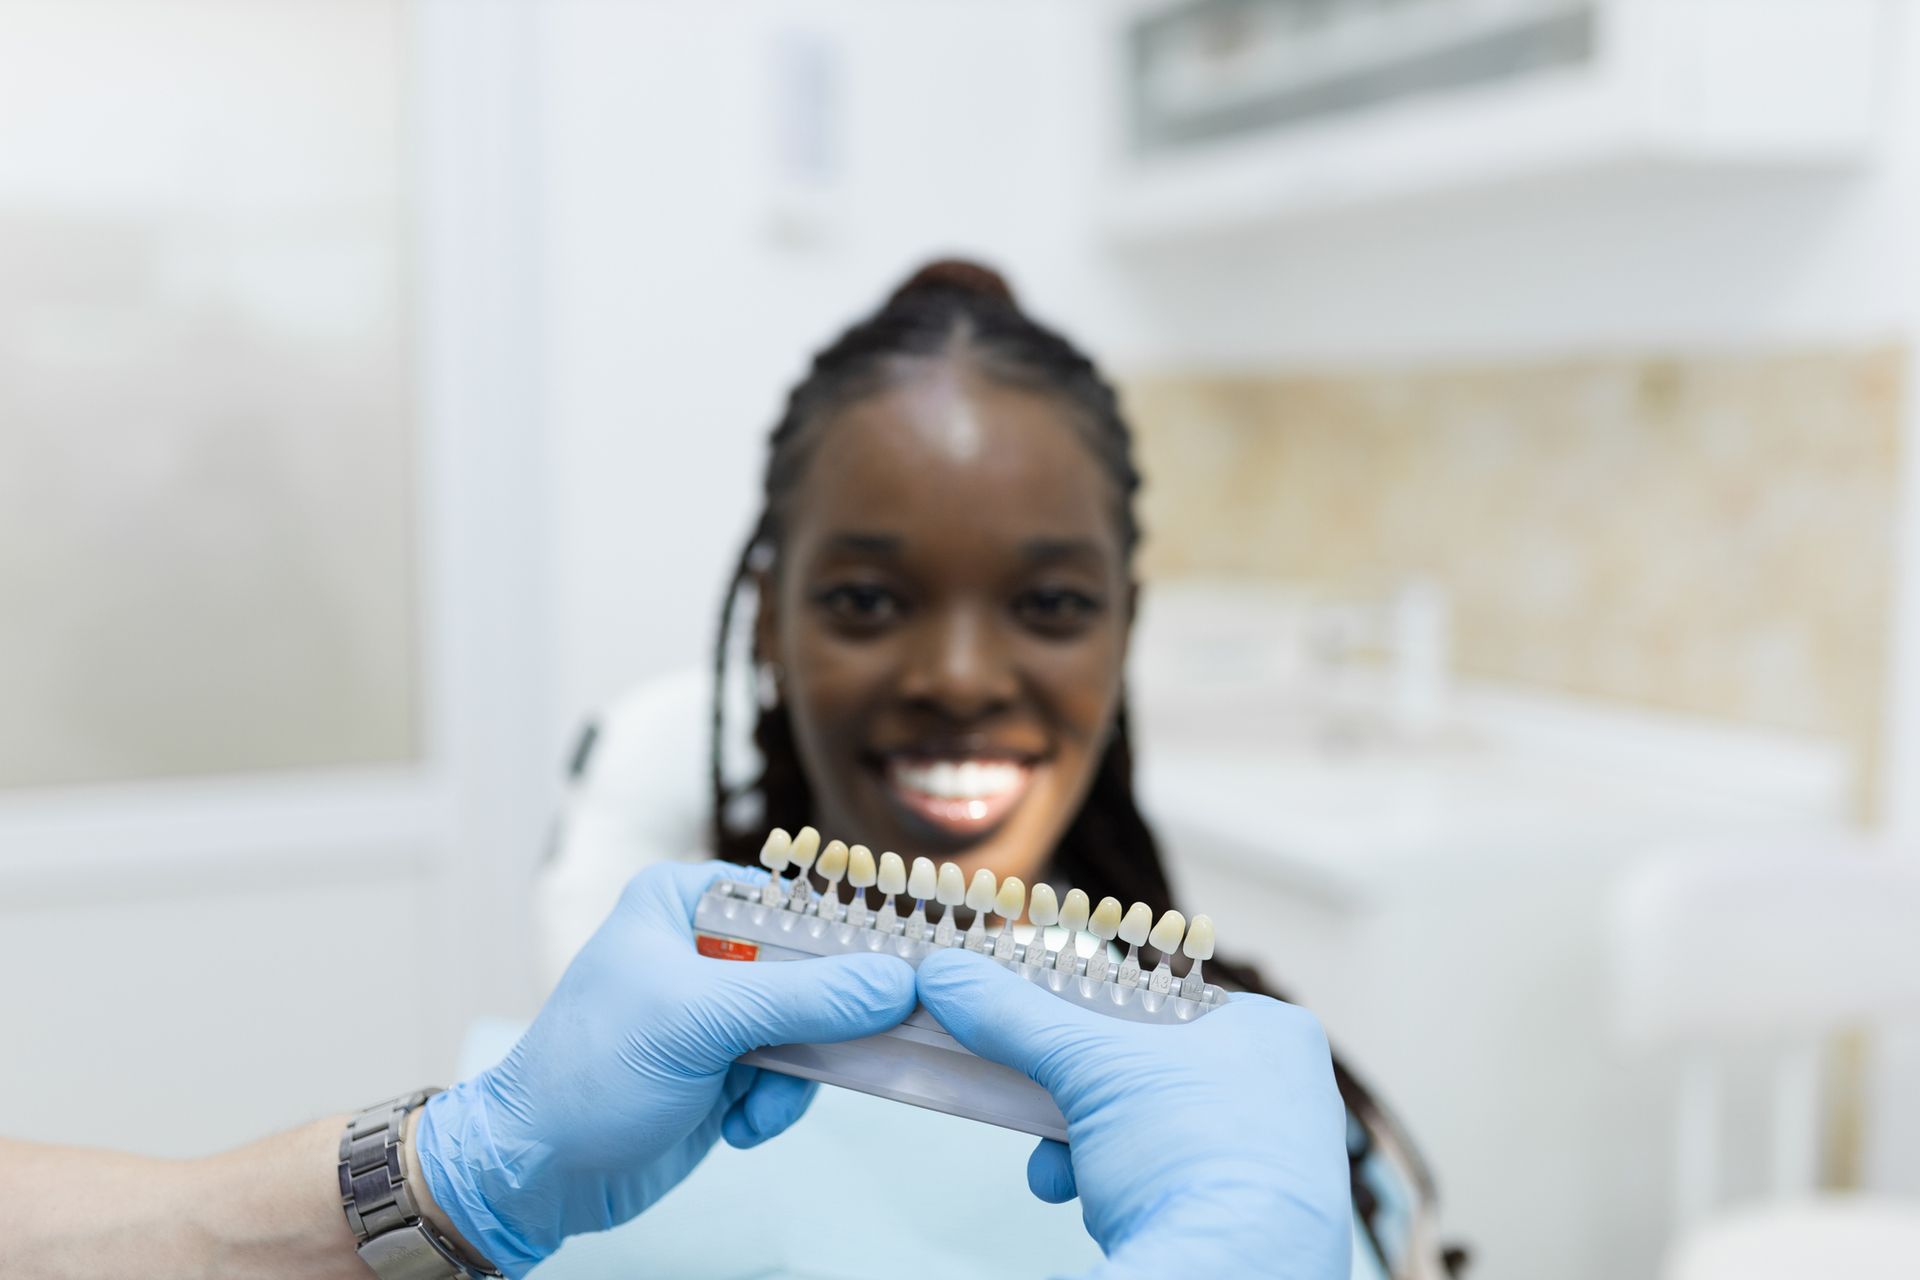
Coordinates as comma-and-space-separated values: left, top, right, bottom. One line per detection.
1102, 0, 1890, 243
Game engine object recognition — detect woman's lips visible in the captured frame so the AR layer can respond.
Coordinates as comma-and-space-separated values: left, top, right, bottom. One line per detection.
881, 756, 1034, 836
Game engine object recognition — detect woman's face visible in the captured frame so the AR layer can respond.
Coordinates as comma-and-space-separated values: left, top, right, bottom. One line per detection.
761, 363, 1131, 893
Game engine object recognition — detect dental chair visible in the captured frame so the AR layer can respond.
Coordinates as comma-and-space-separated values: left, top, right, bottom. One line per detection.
1609, 842, 1920, 1279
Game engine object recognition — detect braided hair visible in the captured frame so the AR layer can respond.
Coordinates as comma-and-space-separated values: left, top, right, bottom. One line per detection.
707, 259, 1455, 1277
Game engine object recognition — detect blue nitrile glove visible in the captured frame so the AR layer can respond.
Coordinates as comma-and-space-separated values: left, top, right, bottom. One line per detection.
917, 948, 1352, 1280
417, 862, 917, 1277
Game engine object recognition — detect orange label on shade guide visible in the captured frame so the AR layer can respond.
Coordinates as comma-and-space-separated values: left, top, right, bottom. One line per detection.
696, 934, 759, 962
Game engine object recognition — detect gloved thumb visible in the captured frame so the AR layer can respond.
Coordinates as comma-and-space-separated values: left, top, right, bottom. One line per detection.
704, 951, 916, 1058
915, 948, 1112, 1096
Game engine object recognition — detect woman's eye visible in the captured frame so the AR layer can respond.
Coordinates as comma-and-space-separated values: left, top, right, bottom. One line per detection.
1013, 586, 1104, 633
815, 583, 905, 627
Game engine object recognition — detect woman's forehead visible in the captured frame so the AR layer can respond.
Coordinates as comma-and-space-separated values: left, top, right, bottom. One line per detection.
786, 375, 1122, 555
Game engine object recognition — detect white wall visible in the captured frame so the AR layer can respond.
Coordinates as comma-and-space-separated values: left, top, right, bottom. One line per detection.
0, 0, 551, 1157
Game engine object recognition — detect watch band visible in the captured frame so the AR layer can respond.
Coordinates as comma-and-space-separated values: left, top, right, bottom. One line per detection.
339, 1089, 502, 1280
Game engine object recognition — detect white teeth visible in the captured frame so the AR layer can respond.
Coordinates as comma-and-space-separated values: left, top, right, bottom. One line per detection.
1060, 889, 1091, 932
1089, 896, 1123, 941
891, 758, 1026, 800
1182, 914, 1215, 961
878, 851, 907, 896
966, 868, 998, 913
1149, 909, 1186, 954
789, 826, 821, 871
995, 876, 1025, 919
1118, 902, 1153, 947
847, 844, 877, 889
1027, 883, 1060, 928
936, 861, 966, 906
759, 828, 792, 872
817, 840, 848, 883
908, 856, 937, 901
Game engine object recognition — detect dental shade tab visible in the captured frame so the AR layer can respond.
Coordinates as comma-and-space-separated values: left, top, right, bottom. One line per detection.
694, 829, 1229, 1143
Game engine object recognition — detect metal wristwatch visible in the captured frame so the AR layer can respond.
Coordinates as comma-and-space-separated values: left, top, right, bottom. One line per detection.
339, 1089, 503, 1279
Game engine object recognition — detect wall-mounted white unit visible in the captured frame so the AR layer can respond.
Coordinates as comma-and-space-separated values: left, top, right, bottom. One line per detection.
1103, 0, 1890, 243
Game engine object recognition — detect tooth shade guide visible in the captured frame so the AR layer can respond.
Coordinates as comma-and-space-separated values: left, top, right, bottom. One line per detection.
694, 874, 1228, 1143
1027, 883, 1060, 929
847, 844, 877, 888
1117, 902, 1152, 947
1057, 889, 1092, 976
907, 856, 937, 902
758, 827, 793, 871
991, 876, 1024, 961
1145, 910, 1185, 994
758, 827, 793, 906
966, 868, 999, 913
1148, 909, 1186, 955
1060, 889, 1091, 932
935, 861, 966, 908
877, 851, 907, 897
814, 840, 850, 918
1179, 913, 1214, 1000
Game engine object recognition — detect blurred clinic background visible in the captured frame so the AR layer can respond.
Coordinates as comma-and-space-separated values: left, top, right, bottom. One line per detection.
5, 1, 1920, 1276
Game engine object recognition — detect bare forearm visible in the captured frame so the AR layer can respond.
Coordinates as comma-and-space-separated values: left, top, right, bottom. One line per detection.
0, 1117, 365, 1280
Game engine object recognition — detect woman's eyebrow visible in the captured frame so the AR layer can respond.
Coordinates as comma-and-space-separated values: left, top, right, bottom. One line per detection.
1021, 537, 1103, 564
825, 531, 903, 556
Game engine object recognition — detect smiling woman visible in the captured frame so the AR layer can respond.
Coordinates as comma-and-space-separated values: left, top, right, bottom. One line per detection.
705, 261, 1462, 1279
715, 262, 1136, 902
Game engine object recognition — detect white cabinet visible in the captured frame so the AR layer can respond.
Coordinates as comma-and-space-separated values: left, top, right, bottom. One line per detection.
1102, 0, 1891, 242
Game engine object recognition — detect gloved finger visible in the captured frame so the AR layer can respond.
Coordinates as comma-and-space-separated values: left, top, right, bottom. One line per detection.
1026, 1138, 1078, 1204
721, 1070, 819, 1149
706, 952, 917, 1056
915, 949, 1111, 1095
618, 860, 765, 936
722, 1061, 759, 1104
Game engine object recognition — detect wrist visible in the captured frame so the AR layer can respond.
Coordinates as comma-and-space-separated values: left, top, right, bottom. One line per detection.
412, 1078, 547, 1277
403, 1108, 494, 1273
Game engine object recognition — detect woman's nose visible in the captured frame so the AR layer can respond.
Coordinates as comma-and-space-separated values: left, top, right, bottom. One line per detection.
899, 606, 1017, 721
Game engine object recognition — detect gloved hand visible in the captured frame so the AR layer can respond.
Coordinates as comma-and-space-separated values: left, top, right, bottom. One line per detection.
417, 862, 917, 1277
917, 949, 1352, 1280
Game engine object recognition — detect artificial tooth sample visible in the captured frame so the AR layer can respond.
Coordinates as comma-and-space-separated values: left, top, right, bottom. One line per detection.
992, 876, 1025, 961
815, 839, 849, 920
1180, 913, 1215, 1001
758, 827, 793, 907
963, 868, 998, 951
905, 856, 938, 941
1057, 889, 1092, 975
844, 844, 877, 928
1116, 901, 1153, 986
1027, 883, 1061, 967
1086, 896, 1124, 982
934, 861, 967, 946
785, 826, 822, 910
876, 851, 907, 934
1146, 909, 1186, 994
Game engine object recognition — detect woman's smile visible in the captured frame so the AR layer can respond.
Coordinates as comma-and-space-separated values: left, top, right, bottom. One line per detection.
877, 753, 1038, 838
